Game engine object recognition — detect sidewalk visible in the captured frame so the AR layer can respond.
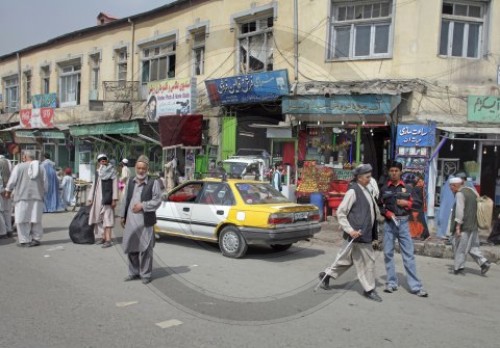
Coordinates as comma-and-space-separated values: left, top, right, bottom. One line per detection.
314, 217, 500, 264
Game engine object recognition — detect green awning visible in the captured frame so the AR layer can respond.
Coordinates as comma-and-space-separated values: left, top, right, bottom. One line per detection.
70, 121, 139, 136
15, 130, 66, 139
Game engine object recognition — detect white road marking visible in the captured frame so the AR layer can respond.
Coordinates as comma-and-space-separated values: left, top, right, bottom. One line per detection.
44, 255, 50, 258
116, 301, 138, 307
155, 319, 183, 329
46, 246, 64, 251
190, 264, 199, 268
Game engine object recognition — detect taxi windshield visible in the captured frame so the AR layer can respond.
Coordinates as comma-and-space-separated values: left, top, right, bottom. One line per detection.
235, 183, 289, 205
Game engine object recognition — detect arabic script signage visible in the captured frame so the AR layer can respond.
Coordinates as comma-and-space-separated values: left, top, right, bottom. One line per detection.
146, 78, 197, 122
205, 70, 289, 106
396, 124, 436, 147
282, 95, 400, 115
32, 93, 57, 108
467, 96, 500, 123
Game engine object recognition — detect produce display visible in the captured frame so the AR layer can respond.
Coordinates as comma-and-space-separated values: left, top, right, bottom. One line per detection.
297, 161, 335, 194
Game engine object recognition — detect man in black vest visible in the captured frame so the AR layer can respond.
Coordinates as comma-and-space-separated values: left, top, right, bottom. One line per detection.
379, 161, 428, 297
119, 155, 162, 284
318, 164, 382, 302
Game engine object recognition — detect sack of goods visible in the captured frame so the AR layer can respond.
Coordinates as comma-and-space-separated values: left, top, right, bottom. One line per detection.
477, 195, 494, 230
69, 206, 95, 244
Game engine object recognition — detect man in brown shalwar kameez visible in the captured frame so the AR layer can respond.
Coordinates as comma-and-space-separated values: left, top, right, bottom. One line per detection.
120, 155, 162, 284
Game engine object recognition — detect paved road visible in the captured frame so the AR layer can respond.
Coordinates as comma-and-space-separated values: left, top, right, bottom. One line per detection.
0, 211, 498, 348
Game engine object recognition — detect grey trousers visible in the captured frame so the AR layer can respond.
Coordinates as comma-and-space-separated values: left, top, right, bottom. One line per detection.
1, 196, 12, 232
17, 222, 43, 244
325, 241, 376, 292
127, 245, 153, 279
452, 230, 488, 271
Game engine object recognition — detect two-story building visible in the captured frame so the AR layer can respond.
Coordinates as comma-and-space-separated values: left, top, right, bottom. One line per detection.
1, 0, 499, 211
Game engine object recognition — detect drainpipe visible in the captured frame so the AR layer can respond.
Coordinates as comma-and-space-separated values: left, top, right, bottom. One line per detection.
293, 0, 299, 82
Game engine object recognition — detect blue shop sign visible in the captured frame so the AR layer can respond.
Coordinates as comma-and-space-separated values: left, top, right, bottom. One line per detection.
282, 95, 400, 115
205, 70, 289, 106
396, 124, 436, 147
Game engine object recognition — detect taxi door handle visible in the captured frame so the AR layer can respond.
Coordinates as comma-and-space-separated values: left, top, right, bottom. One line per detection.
216, 210, 224, 215
183, 207, 190, 212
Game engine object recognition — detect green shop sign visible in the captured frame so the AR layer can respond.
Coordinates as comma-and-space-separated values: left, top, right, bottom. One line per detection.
468, 96, 500, 123
70, 121, 139, 136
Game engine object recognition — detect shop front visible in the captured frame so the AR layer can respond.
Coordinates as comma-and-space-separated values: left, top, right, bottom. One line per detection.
282, 94, 400, 212
69, 120, 161, 182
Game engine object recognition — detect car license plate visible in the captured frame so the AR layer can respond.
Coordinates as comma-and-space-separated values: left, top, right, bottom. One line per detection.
294, 212, 308, 221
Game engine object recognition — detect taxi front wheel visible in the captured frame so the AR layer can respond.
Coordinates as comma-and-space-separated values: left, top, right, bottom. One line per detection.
219, 226, 248, 258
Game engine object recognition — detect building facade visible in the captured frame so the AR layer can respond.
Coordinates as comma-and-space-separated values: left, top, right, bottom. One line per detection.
0, 0, 499, 210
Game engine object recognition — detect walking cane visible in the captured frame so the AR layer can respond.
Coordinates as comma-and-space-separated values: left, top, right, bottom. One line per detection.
314, 237, 355, 292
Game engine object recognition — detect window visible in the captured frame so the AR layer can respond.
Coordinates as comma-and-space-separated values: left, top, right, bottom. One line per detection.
89, 53, 100, 100
191, 30, 205, 76
58, 63, 81, 107
23, 71, 32, 104
141, 41, 176, 84
116, 48, 127, 86
439, 1, 486, 58
4, 76, 19, 112
40, 66, 50, 94
328, 1, 393, 59
238, 17, 273, 73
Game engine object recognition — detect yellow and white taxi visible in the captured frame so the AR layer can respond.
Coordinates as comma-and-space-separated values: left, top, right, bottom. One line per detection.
155, 178, 321, 258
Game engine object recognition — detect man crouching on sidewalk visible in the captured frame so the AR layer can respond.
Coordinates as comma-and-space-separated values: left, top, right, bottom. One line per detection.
318, 164, 382, 302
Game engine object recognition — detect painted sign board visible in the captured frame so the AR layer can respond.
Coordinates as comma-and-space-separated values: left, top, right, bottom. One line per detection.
146, 77, 197, 122
32, 93, 57, 108
396, 124, 436, 147
468, 96, 500, 123
19, 108, 54, 128
282, 95, 400, 115
205, 70, 289, 106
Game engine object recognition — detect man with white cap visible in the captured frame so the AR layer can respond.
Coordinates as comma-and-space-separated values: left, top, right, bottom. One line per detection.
318, 164, 382, 302
449, 176, 491, 275
119, 158, 131, 199
119, 155, 162, 284
87, 154, 118, 248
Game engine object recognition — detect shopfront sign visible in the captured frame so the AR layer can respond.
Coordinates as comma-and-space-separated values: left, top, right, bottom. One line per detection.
468, 96, 500, 123
396, 124, 436, 147
282, 95, 400, 115
19, 108, 54, 128
205, 70, 289, 106
32, 93, 57, 108
69, 121, 139, 136
146, 78, 197, 122
16, 130, 65, 139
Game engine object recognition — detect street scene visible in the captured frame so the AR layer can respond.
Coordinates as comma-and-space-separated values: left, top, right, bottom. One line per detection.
1, 212, 499, 348
1, 0, 500, 347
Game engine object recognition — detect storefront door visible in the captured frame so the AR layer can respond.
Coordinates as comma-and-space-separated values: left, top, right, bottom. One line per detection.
480, 145, 500, 200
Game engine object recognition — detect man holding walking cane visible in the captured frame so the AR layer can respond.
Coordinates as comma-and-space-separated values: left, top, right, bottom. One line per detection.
317, 164, 382, 302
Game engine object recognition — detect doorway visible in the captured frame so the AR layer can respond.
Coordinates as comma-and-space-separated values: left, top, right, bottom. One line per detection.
480, 145, 500, 200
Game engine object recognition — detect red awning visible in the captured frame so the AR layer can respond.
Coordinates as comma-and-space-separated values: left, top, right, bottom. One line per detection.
158, 115, 203, 149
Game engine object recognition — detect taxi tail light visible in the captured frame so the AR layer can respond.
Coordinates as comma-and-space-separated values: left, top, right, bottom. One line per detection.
309, 211, 321, 221
268, 213, 294, 225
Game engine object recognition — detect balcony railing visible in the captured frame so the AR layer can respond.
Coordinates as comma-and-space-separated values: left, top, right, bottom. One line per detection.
102, 81, 141, 102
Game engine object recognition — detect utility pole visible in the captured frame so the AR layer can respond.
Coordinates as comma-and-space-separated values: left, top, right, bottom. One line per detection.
293, 0, 299, 82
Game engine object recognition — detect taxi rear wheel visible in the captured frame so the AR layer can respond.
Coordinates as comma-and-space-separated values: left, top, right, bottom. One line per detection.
270, 243, 293, 252
219, 226, 248, 258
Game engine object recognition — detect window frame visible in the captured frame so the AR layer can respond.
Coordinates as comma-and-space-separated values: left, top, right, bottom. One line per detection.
327, 0, 394, 61
58, 62, 81, 107
23, 71, 32, 105
438, 0, 487, 59
40, 65, 50, 94
115, 48, 128, 86
4, 76, 19, 112
140, 41, 176, 84
191, 29, 206, 76
89, 53, 101, 100
236, 16, 274, 74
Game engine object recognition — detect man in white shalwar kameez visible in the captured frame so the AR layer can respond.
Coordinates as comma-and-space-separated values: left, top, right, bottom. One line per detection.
87, 154, 118, 248
120, 155, 162, 284
5, 150, 47, 247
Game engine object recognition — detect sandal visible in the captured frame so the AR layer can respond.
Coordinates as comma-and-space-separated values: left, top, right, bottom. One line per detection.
101, 241, 113, 248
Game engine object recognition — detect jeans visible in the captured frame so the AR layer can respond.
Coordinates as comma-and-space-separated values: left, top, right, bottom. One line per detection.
383, 218, 423, 292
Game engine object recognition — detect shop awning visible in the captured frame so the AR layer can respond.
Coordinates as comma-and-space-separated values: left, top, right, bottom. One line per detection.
69, 120, 139, 136
438, 126, 500, 135
158, 115, 202, 149
15, 130, 66, 139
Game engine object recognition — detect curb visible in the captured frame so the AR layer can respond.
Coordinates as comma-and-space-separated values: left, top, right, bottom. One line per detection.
315, 220, 500, 264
